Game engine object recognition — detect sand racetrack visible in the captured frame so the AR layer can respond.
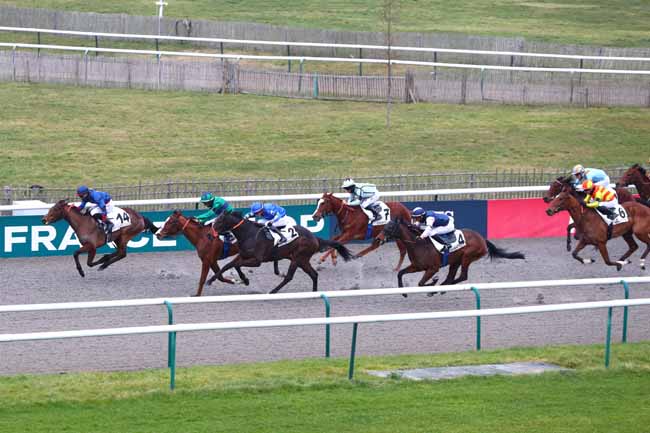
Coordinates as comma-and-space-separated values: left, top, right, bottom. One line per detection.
1, 237, 649, 375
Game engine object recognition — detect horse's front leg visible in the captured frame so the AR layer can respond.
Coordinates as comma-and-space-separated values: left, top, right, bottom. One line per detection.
73, 243, 95, 277
566, 222, 575, 252
617, 232, 638, 264
269, 261, 299, 294
397, 264, 420, 288
595, 242, 625, 271
571, 239, 592, 264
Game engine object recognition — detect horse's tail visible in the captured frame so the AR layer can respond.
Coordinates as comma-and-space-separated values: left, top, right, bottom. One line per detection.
143, 217, 159, 233
317, 238, 355, 262
486, 240, 525, 260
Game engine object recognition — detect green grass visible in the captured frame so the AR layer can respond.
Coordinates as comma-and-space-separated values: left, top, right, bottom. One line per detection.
0, 82, 648, 187
1, 1, 649, 47
1, 342, 650, 433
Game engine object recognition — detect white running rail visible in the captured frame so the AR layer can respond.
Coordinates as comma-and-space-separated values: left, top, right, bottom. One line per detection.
2, 26, 649, 63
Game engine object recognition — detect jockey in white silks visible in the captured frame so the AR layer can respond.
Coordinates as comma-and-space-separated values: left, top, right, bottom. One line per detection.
341, 178, 382, 223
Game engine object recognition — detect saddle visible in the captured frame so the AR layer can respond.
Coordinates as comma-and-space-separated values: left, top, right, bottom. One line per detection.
433, 232, 457, 245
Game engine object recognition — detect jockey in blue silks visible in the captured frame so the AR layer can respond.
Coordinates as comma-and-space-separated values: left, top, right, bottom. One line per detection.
247, 202, 294, 244
571, 164, 611, 190
76, 185, 114, 234
411, 207, 455, 251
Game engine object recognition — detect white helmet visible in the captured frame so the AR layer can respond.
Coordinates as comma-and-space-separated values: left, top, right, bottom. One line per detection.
341, 178, 356, 189
572, 164, 585, 177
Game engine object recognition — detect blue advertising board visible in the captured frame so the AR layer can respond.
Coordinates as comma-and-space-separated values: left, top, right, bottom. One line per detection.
0, 205, 329, 258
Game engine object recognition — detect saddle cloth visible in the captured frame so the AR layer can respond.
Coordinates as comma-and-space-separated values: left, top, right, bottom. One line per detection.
85, 205, 131, 232
362, 201, 391, 226
265, 217, 299, 247
429, 230, 467, 254
595, 204, 629, 226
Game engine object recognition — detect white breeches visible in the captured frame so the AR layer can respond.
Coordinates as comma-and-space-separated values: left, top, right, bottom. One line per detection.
360, 193, 380, 209
421, 218, 455, 238
594, 177, 611, 188
269, 216, 296, 228
598, 198, 619, 209
87, 202, 114, 216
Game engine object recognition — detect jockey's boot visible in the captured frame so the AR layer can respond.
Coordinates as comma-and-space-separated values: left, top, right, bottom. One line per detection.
369, 205, 381, 223
223, 231, 236, 244
105, 220, 114, 236
269, 225, 287, 245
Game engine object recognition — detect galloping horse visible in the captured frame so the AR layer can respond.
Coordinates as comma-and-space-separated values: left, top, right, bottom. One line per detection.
207, 211, 354, 293
546, 189, 650, 270
155, 210, 246, 296
42, 199, 159, 277
377, 218, 525, 288
617, 164, 650, 205
311, 193, 410, 270
544, 175, 635, 251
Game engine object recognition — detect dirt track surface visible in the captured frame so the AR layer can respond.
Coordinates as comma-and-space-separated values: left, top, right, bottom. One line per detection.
1, 238, 649, 375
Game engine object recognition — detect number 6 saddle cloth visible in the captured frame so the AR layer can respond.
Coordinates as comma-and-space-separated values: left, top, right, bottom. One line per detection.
429, 230, 466, 254
595, 204, 629, 226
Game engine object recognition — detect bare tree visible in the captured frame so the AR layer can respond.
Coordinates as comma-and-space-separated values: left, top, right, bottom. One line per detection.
383, 0, 399, 128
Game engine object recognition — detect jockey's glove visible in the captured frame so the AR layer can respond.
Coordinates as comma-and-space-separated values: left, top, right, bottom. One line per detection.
586, 201, 600, 208
265, 221, 273, 227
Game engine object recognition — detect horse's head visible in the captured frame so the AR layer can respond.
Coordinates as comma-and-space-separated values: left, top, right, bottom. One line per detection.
155, 210, 187, 239
42, 199, 70, 224
617, 164, 646, 188
546, 191, 576, 216
213, 211, 242, 233
312, 193, 339, 222
543, 176, 572, 203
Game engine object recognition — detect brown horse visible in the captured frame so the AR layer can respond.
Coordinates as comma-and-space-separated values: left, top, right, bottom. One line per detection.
544, 175, 635, 251
42, 199, 159, 277
155, 210, 248, 296
617, 164, 650, 205
546, 189, 650, 270
207, 211, 355, 293
311, 193, 410, 270
377, 218, 525, 288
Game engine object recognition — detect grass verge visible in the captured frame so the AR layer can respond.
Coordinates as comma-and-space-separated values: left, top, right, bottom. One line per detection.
1, 342, 649, 432
1, 82, 648, 187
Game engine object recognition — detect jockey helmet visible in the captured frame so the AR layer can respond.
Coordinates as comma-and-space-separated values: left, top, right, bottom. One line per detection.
250, 202, 264, 215
581, 180, 594, 191
200, 192, 214, 204
411, 207, 426, 218
341, 178, 356, 190
76, 185, 89, 197
572, 164, 585, 178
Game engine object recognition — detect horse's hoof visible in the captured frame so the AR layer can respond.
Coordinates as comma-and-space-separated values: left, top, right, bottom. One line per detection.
439, 291, 446, 295
401, 293, 408, 298
581, 258, 594, 264
427, 292, 437, 297
78, 270, 85, 278
616, 264, 622, 271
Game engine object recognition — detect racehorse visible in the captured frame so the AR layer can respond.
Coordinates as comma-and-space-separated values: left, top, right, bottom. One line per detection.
155, 210, 246, 296
377, 218, 525, 288
207, 211, 355, 293
42, 199, 159, 277
546, 189, 650, 270
617, 164, 650, 205
311, 193, 411, 271
544, 175, 635, 251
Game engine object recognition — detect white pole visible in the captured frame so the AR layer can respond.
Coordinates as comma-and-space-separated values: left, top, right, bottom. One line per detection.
156, 1, 168, 36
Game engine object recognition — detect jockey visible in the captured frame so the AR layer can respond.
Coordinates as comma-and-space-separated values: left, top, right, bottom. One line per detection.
581, 180, 618, 220
196, 192, 233, 225
411, 207, 455, 250
249, 202, 291, 244
197, 192, 235, 242
76, 185, 113, 235
341, 178, 382, 223
572, 164, 611, 190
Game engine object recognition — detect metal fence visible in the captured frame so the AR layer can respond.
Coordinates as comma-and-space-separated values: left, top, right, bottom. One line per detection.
2, 5, 650, 71
2, 167, 630, 211
2, 50, 649, 106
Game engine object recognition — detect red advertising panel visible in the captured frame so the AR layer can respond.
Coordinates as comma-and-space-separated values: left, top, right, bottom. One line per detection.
487, 198, 569, 239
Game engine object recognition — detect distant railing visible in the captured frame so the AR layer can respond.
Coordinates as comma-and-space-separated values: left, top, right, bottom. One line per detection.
0, 167, 631, 210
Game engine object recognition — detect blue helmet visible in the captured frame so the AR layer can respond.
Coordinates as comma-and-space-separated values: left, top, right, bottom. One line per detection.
200, 192, 214, 203
77, 185, 89, 196
263, 203, 276, 214
250, 202, 264, 214
411, 207, 426, 218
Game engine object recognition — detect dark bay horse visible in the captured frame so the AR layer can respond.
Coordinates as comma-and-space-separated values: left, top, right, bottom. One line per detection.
42, 199, 158, 277
155, 210, 246, 296
311, 193, 410, 270
617, 164, 650, 205
207, 211, 354, 293
377, 218, 525, 288
546, 190, 650, 270
544, 175, 635, 251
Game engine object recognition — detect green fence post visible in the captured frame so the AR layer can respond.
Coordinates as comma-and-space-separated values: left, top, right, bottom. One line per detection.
164, 300, 177, 391
320, 293, 331, 358
470, 287, 481, 351
313, 74, 319, 99
620, 280, 630, 343
348, 323, 359, 380
605, 307, 613, 368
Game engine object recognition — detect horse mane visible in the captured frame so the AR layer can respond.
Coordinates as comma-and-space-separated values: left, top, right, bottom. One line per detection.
634, 164, 647, 176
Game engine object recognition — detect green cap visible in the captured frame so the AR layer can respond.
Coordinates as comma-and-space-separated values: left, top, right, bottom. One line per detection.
200, 192, 214, 203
